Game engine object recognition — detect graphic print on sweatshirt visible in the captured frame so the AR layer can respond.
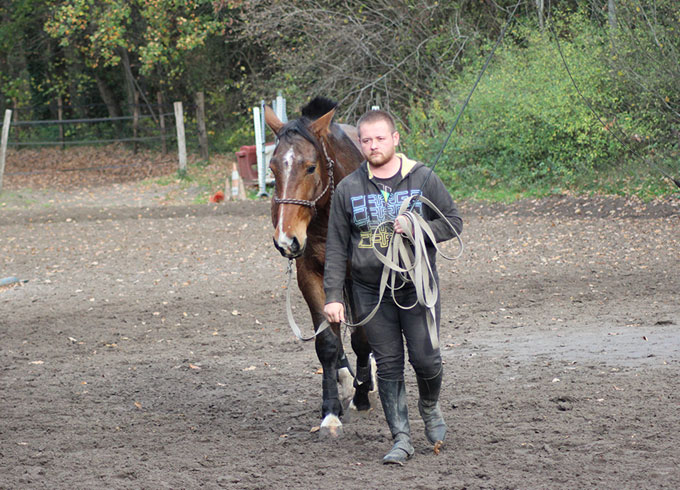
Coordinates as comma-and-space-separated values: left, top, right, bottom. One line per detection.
351, 189, 422, 249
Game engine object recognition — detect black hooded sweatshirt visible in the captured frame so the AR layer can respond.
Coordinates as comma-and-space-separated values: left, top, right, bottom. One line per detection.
323, 153, 463, 305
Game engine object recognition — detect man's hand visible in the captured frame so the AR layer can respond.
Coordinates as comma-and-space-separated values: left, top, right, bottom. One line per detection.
323, 302, 345, 324
394, 214, 412, 235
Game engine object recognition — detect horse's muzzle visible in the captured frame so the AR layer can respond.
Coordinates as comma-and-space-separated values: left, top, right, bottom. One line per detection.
273, 236, 304, 259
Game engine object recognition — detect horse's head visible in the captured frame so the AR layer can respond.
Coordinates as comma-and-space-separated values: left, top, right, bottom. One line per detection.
266, 102, 336, 259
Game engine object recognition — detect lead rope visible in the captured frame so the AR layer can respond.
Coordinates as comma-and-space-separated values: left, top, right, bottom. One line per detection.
285, 194, 463, 348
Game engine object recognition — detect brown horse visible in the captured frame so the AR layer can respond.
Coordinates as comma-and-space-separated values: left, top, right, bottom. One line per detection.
265, 97, 374, 437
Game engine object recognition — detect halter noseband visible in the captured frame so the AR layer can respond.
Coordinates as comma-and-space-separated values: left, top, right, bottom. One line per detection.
273, 139, 336, 211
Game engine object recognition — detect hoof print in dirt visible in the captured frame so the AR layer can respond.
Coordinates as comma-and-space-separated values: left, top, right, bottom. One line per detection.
552, 395, 576, 411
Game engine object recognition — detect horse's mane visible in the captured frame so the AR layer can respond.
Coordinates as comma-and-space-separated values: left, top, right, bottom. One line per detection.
301, 96, 337, 120
277, 96, 338, 149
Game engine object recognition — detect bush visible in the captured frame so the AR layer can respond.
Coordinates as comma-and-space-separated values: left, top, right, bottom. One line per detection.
400, 12, 676, 200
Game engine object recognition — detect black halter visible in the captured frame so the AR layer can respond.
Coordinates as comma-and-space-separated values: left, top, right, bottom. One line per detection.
273, 139, 336, 211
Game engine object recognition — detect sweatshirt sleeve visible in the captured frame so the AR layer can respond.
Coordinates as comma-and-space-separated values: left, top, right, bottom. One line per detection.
421, 170, 463, 243
323, 184, 352, 304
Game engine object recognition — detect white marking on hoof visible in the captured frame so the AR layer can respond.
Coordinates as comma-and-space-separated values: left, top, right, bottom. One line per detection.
337, 366, 355, 403
319, 414, 343, 439
369, 354, 378, 393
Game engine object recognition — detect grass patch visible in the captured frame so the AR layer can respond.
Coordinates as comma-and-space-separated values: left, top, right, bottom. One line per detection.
140, 153, 237, 203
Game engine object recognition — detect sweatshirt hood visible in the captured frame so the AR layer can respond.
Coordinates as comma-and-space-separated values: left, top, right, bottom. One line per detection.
365, 153, 420, 179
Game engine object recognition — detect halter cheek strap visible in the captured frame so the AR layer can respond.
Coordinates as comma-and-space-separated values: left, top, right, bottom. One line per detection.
273, 140, 336, 211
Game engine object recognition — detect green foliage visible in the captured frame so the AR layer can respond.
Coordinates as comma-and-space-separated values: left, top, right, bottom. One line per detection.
1, 1, 678, 201
401, 12, 678, 200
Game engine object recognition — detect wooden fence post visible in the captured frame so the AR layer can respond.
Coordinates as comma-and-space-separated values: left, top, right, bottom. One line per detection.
0, 109, 12, 194
173, 101, 187, 176
12, 98, 20, 140
57, 95, 65, 149
195, 91, 209, 161
157, 92, 167, 154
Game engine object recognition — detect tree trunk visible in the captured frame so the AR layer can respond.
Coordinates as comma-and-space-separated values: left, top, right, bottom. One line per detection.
94, 73, 121, 119
195, 91, 209, 160
158, 92, 167, 154
120, 49, 137, 116
133, 90, 140, 154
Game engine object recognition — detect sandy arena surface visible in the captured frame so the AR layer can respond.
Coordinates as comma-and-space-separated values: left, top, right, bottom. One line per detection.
1, 185, 679, 489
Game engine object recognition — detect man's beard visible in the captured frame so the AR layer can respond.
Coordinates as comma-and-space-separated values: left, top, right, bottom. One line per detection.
366, 148, 394, 166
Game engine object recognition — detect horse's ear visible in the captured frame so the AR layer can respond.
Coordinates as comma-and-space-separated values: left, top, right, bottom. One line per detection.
264, 105, 284, 136
309, 108, 336, 138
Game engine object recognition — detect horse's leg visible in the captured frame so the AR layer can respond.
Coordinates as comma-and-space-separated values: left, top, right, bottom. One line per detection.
335, 345, 356, 407
344, 281, 375, 412
297, 259, 344, 438
350, 326, 375, 412
315, 325, 345, 437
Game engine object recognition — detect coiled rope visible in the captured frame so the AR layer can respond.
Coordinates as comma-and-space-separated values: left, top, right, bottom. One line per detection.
285, 194, 463, 349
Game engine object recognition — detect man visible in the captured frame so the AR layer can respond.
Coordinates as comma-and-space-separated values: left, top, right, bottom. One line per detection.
323, 109, 463, 464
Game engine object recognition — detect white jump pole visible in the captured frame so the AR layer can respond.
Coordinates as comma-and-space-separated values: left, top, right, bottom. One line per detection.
253, 104, 267, 197
274, 91, 287, 123
0, 109, 12, 194
173, 101, 187, 176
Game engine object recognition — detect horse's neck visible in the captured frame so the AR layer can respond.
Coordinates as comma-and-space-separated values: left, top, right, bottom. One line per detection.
327, 129, 363, 182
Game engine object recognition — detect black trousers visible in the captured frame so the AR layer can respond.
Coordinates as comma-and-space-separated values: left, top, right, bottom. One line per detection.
351, 278, 442, 382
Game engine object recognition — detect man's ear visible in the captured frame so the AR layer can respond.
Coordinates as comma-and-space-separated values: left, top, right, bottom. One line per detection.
392, 131, 400, 146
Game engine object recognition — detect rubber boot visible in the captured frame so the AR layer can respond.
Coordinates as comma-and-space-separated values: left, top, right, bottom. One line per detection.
416, 368, 447, 451
377, 378, 414, 465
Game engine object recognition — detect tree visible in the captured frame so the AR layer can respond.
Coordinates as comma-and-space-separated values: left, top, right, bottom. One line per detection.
238, 0, 511, 121
0, 0, 57, 118
45, 0, 226, 115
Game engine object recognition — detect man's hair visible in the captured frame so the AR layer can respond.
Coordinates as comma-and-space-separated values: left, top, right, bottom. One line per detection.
356, 109, 396, 136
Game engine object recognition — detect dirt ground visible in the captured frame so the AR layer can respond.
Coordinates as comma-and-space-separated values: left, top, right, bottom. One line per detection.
1, 180, 679, 489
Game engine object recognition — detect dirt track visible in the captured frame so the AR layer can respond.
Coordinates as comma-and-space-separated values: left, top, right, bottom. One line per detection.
1, 192, 679, 489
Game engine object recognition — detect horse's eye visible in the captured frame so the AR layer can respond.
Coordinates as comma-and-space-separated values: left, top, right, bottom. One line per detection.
307, 165, 317, 174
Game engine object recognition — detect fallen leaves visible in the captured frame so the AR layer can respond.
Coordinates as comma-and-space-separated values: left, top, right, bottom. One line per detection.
3, 145, 180, 191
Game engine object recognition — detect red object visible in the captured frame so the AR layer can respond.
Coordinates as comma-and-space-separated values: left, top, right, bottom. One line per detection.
235, 145, 258, 183
210, 190, 225, 203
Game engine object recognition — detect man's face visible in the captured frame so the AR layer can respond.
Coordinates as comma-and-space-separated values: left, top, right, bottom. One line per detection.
358, 119, 400, 167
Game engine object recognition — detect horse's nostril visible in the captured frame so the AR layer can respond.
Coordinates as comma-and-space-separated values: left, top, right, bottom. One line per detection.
273, 237, 285, 256
290, 237, 300, 254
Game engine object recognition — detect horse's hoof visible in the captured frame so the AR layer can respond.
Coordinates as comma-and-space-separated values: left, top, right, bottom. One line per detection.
348, 395, 373, 413
319, 414, 343, 439
343, 400, 373, 423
